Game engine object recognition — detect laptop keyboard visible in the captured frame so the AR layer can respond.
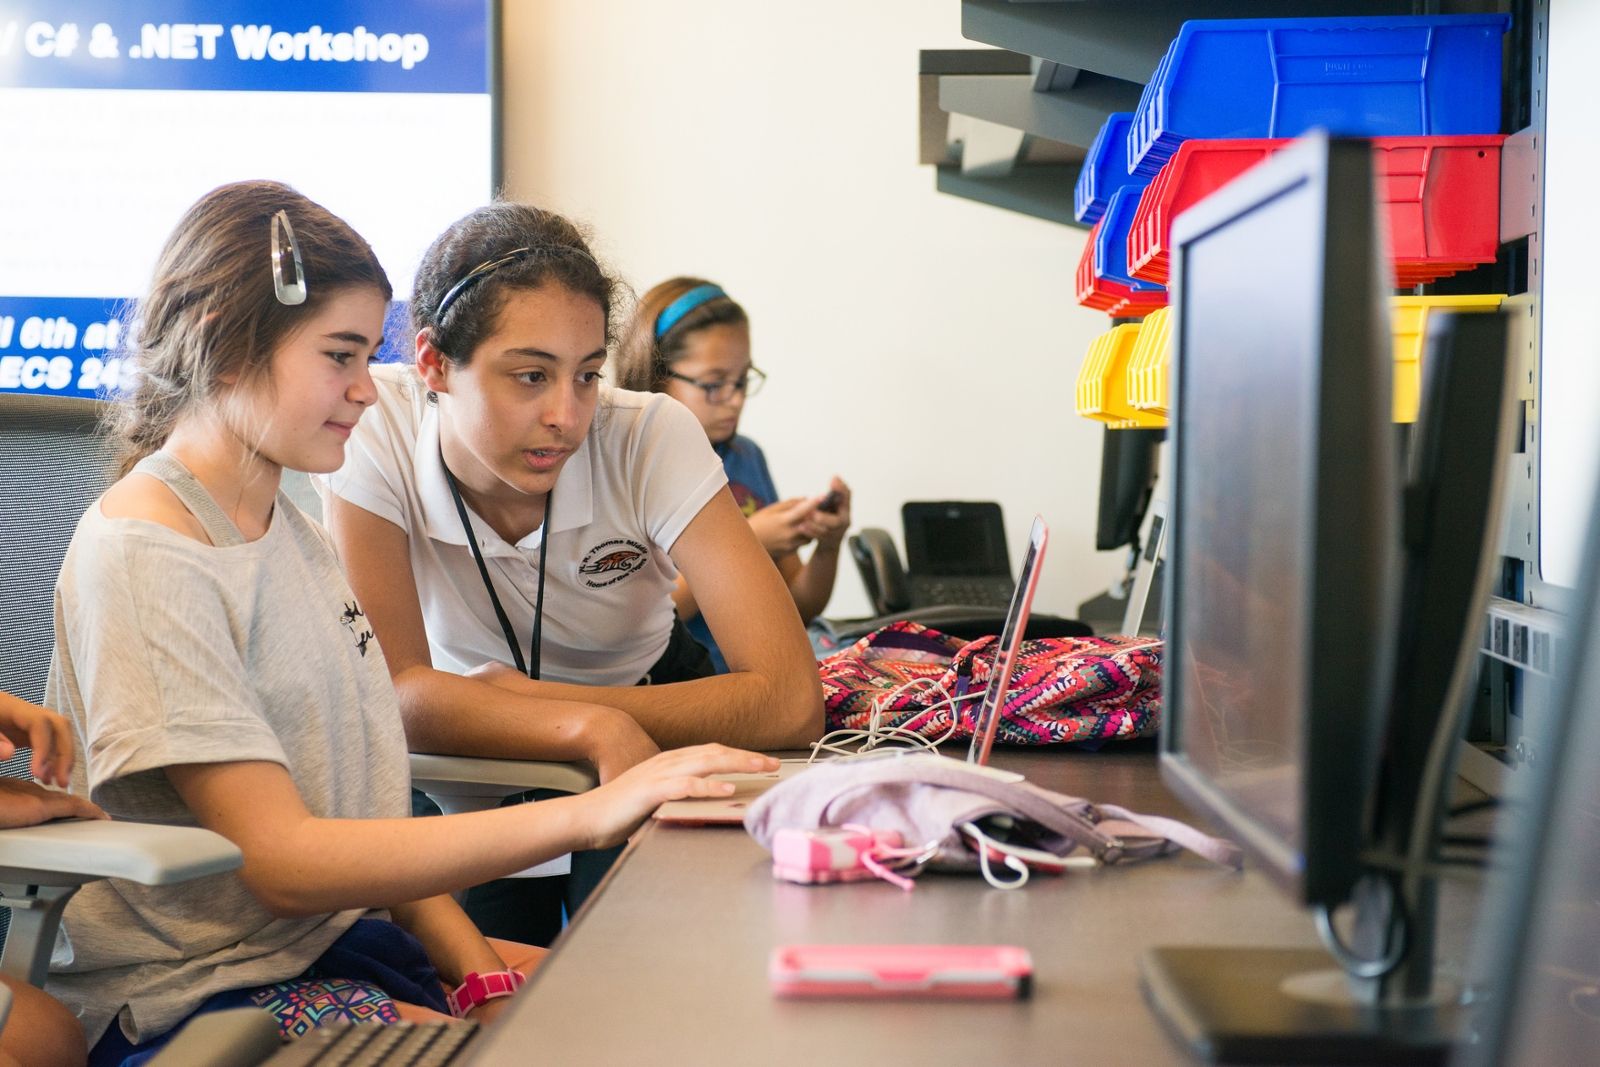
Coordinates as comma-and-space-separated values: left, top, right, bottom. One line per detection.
262, 1021, 478, 1066
909, 576, 1015, 608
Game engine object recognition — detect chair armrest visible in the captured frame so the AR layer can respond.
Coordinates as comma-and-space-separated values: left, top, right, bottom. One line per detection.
0, 819, 241, 887
408, 753, 599, 801
409, 755, 601, 881
0, 819, 242, 986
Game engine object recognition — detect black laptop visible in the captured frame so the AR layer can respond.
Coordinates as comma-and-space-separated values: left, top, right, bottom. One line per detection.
901, 501, 1014, 609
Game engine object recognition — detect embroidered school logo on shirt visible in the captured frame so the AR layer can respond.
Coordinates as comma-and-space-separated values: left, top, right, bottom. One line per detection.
340, 601, 375, 657
578, 538, 649, 588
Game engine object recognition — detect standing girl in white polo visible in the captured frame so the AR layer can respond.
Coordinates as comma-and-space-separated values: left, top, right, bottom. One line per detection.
320, 203, 822, 941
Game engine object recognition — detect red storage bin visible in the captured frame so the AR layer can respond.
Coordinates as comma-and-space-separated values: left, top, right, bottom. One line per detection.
1127, 135, 1504, 288
1076, 221, 1170, 316
1381, 138, 1504, 286
1128, 143, 1273, 286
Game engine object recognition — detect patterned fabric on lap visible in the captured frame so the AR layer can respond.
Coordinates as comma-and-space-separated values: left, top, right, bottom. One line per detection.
251, 978, 401, 1037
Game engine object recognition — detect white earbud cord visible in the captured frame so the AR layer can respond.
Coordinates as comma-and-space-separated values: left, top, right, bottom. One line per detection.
807, 677, 985, 763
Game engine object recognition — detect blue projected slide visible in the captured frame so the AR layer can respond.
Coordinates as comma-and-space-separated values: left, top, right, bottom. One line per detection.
0, 1, 493, 398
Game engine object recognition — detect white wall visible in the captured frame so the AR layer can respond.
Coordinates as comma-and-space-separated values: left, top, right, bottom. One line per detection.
501, 0, 1129, 621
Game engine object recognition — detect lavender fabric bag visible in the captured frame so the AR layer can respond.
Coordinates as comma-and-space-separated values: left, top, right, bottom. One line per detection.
744, 754, 1241, 878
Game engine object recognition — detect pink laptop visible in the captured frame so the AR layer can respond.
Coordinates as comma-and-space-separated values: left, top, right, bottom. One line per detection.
653, 516, 1049, 825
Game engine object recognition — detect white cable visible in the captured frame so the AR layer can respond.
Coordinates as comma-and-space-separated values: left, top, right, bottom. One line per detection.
960, 822, 1030, 890
809, 677, 985, 763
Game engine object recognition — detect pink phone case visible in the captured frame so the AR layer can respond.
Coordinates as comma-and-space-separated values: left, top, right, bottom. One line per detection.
770, 826, 903, 884
769, 944, 1032, 1000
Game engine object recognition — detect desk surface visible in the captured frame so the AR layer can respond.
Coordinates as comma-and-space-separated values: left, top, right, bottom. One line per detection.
464, 746, 1485, 1067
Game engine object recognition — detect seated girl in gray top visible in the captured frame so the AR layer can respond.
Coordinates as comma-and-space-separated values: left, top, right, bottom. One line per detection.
44, 181, 772, 1066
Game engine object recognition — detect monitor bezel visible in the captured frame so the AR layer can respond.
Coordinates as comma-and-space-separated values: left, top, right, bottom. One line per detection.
1160, 132, 1399, 907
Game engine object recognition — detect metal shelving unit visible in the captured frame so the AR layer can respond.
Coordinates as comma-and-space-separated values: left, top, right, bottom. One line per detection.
924, 0, 1552, 796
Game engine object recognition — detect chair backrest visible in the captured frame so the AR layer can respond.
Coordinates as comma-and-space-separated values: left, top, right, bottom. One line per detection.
0, 395, 116, 771
0, 395, 322, 722
0, 393, 116, 952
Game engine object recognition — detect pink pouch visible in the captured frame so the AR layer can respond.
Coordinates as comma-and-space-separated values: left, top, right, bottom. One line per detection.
744, 753, 1240, 885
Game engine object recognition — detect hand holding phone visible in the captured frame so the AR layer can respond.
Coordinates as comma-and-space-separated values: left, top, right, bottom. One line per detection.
770, 944, 1033, 999
817, 489, 843, 514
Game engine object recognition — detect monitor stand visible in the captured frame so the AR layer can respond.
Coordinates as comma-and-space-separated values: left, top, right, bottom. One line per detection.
1141, 946, 1456, 1065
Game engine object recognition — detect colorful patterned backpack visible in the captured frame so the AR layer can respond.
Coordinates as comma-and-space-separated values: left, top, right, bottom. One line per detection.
818, 621, 1162, 746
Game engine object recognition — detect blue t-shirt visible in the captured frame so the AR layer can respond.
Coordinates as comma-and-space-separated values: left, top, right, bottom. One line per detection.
688, 435, 777, 672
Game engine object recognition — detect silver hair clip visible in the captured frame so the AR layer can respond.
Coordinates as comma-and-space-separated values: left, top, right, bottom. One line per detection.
271, 210, 307, 306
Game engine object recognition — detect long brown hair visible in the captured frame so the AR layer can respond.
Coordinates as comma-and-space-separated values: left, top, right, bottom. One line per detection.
613, 276, 748, 392
109, 180, 391, 476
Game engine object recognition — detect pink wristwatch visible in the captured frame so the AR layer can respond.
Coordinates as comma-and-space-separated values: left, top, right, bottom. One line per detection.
446, 969, 526, 1017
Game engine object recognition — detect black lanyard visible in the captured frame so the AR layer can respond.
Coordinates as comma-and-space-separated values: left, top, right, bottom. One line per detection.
440, 449, 549, 680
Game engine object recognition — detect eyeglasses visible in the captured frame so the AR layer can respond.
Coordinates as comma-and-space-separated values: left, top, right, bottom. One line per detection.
270, 210, 307, 306
665, 366, 766, 404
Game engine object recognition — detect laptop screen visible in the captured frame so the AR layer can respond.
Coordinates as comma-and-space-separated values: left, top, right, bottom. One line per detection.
903, 502, 1011, 577
966, 516, 1049, 765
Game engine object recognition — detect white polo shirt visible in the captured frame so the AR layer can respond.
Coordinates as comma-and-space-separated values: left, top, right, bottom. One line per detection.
320, 364, 727, 686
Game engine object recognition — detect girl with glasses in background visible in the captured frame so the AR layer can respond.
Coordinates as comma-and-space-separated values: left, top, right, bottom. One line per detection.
45, 182, 774, 1065
616, 278, 853, 673
319, 207, 822, 947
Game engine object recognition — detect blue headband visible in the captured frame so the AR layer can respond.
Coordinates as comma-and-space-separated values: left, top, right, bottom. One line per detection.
654, 284, 727, 340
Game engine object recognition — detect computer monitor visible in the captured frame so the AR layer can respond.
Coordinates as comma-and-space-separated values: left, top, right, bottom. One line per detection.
1096, 426, 1162, 552
1158, 132, 1399, 910
1140, 132, 1525, 1064
1456, 489, 1600, 1065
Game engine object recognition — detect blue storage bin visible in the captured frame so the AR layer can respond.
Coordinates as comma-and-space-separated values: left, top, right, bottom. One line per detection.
1095, 185, 1164, 295
1128, 46, 1178, 179
1127, 14, 1511, 177
1074, 113, 1141, 224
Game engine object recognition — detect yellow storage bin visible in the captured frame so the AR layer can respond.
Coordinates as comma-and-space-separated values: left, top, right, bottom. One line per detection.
1074, 325, 1122, 424
1391, 294, 1505, 423
1076, 323, 1165, 429
1126, 306, 1172, 422
1087, 296, 1500, 431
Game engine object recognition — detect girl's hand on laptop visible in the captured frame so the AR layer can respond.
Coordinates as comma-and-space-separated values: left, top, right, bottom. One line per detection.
748, 498, 818, 555
577, 745, 779, 849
